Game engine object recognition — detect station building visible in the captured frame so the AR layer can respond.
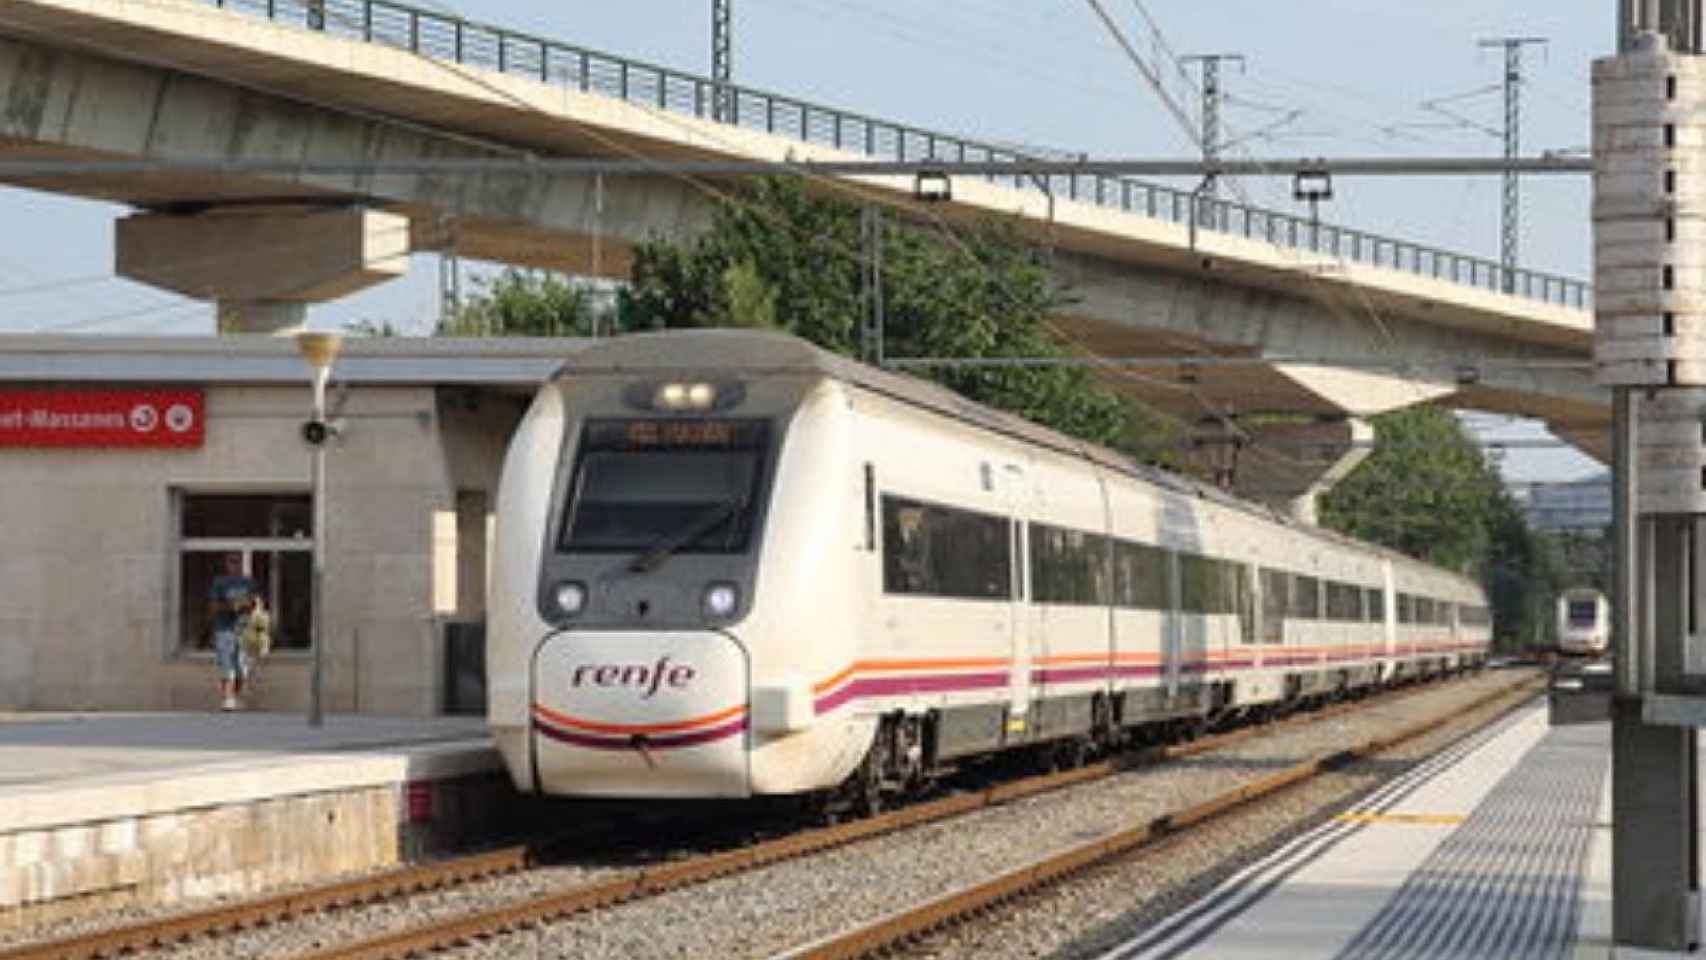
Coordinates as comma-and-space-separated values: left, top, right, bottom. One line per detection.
0, 334, 586, 716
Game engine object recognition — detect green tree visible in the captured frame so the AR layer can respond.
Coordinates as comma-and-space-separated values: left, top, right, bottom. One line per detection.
1319, 407, 1504, 570
624, 178, 1130, 447
441, 269, 615, 337
1319, 405, 1555, 649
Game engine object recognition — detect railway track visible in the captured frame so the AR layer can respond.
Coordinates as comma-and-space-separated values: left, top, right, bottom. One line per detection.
1, 671, 1523, 960
774, 673, 1543, 960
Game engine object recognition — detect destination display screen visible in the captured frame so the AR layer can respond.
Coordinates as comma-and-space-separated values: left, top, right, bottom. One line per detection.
560, 419, 771, 554
583, 419, 767, 451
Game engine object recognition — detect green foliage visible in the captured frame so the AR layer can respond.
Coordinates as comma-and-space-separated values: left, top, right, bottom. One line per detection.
1318, 406, 1560, 650
440, 269, 614, 337
623, 178, 1130, 447
343, 318, 403, 338
1319, 407, 1503, 570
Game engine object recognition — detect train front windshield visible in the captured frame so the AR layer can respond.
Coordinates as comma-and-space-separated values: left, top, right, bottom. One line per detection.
558, 419, 768, 555
1567, 599, 1599, 628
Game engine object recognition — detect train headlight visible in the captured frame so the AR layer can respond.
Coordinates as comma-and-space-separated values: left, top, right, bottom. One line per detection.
652, 381, 718, 411
702, 582, 740, 619
552, 580, 588, 618
625, 380, 745, 412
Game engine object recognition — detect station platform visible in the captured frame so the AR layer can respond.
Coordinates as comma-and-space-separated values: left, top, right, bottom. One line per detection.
0, 711, 508, 925
1099, 699, 1628, 960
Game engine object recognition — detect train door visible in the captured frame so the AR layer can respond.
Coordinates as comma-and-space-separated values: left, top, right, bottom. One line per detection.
1238, 564, 1257, 646
1002, 464, 1033, 732
1381, 561, 1398, 672
1164, 551, 1183, 700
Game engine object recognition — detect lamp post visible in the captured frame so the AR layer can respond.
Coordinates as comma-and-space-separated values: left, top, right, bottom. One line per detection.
295, 331, 343, 728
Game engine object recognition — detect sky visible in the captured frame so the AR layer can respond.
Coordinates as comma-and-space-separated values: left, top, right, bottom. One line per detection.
0, 0, 1615, 482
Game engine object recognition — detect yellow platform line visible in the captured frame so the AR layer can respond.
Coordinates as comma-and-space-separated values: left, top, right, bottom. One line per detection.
1334, 812, 1468, 826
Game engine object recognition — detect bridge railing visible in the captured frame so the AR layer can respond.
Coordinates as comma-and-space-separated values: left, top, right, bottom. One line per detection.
207, 0, 1591, 310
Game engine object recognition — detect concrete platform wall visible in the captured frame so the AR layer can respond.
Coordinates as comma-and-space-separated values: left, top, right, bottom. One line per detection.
0, 743, 513, 926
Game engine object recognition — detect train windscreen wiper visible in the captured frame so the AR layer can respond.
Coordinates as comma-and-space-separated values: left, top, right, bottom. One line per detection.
628, 497, 747, 573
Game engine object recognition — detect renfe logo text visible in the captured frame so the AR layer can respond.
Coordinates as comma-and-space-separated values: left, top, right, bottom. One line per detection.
572, 656, 696, 698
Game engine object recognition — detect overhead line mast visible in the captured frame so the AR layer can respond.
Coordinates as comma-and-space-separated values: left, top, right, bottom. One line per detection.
1181, 53, 1246, 227
712, 0, 733, 122
1478, 36, 1547, 294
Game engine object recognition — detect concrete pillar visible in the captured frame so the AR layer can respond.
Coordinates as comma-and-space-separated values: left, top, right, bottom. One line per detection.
1221, 416, 1373, 525
116, 207, 409, 334
215, 301, 308, 335
1214, 363, 1455, 525
1285, 418, 1374, 526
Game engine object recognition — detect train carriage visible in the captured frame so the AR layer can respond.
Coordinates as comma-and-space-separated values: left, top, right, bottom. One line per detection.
488, 330, 1491, 805
1556, 587, 1610, 657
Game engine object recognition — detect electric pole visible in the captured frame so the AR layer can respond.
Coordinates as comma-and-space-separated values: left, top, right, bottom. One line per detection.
712, 0, 733, 122
437, 214, 461, 333
1479, 36, 1546, 294
1181, 54, 1245, 223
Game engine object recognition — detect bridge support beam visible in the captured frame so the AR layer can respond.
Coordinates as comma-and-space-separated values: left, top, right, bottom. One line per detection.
115, 207, 409, 334
1213, 416, 1376, 526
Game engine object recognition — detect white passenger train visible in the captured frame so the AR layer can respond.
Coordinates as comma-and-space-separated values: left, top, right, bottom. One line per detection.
488, 331, 1490, 808
1555, 587, 1610, 657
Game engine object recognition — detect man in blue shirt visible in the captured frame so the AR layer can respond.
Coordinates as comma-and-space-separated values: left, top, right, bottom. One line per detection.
209, 553, 260, 711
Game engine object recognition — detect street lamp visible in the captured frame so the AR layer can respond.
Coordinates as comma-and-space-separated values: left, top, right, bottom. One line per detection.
295, 330, 343, 728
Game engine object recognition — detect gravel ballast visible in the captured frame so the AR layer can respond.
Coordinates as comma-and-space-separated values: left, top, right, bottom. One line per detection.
439, 671, 1537, 960
0, 670, 1537, 960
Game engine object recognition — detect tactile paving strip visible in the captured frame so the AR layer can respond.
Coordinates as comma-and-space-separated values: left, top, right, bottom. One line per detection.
1333, 724, 1609, 960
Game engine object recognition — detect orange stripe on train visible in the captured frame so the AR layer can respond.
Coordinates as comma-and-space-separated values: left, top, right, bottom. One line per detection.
530, 701, 746, 736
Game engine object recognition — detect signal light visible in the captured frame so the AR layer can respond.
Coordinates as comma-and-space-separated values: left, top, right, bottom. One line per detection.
301, 418, 341, 446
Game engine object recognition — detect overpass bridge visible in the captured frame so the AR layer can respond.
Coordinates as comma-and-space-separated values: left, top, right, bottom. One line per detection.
0, 0, 1608, 517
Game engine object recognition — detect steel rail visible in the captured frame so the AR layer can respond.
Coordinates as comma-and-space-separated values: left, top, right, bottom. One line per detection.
0, 845, 534, 960
0, 671, 1504, 960
774, 674, 1544, 960
281, 672, 1511, 960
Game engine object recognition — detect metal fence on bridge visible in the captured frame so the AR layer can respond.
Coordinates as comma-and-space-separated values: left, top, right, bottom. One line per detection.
208, 0, 1591, 310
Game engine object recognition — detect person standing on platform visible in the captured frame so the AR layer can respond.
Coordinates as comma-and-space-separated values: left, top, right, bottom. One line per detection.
209, 552, 260, 711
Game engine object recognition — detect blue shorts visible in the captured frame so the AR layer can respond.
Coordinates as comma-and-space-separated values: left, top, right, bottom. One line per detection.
213, 629, 249, 681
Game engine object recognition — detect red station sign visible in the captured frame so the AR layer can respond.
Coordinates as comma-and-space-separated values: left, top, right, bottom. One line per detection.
0, 389, 206, 449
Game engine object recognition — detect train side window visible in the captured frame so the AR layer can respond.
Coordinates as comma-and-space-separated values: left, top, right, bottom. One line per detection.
1325, 581, 1362, 621
1415, 597, 1435, 625
881, 494, 1011, 600
863, 463, 876, 552
1260, 567, 1289, 643
1179, 553, 1236, 615
1365, 588, 1385, 622
1291, 575, 1321, 620
1397, 593, 1415, 624
1112, 537, 1168, 609
1030, 522, 1110, 605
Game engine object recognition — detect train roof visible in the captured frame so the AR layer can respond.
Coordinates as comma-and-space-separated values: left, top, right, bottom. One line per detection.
555, 329, 1481, 592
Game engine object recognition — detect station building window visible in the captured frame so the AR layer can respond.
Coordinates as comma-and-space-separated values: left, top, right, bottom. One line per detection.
175, 491, 313, 654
